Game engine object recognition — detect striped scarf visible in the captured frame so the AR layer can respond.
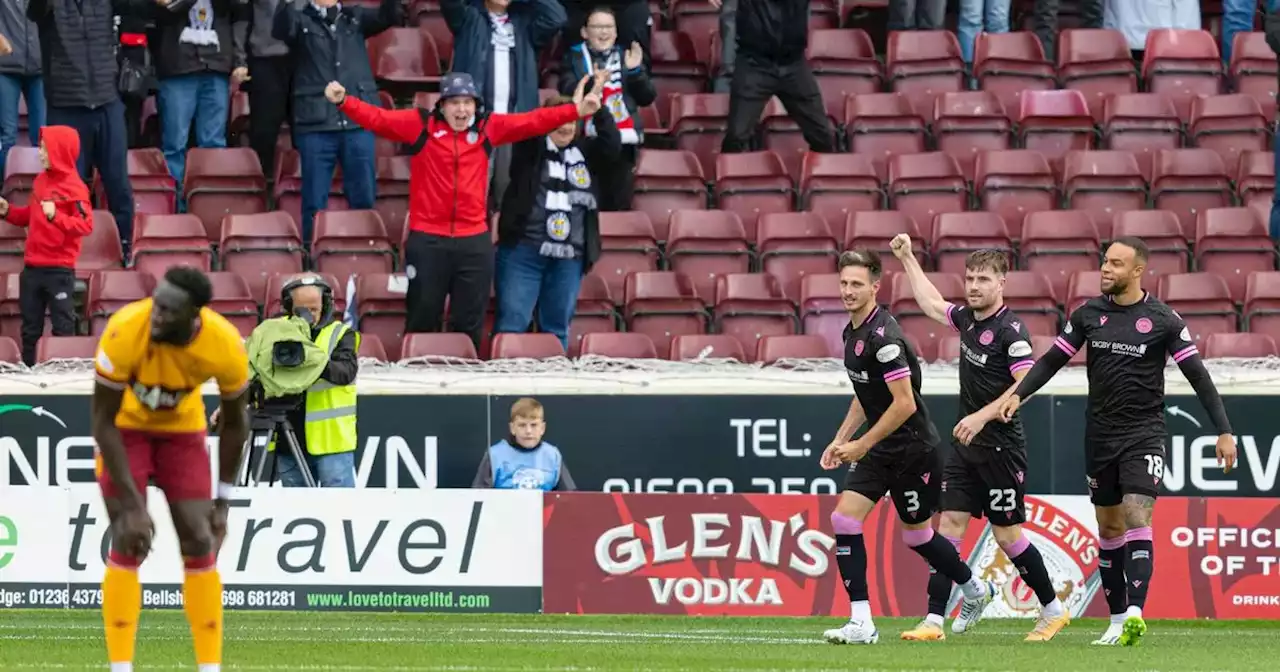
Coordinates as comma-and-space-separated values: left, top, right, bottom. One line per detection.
538, 139, 596, 259
579, 45, 639, 145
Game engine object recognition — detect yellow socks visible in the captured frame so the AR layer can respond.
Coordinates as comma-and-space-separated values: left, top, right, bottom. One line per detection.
183, 566, 224, 669
101, 564, 141, 666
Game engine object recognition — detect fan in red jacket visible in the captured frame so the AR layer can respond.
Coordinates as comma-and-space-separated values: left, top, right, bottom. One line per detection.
324, 69, 608, 349
0, 125, 94, 366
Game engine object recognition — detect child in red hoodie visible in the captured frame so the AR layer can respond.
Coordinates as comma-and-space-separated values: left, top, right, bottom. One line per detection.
0, 126, 94, 366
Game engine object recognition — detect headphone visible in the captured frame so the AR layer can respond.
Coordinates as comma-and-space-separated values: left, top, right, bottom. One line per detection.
280, 275, 335, 324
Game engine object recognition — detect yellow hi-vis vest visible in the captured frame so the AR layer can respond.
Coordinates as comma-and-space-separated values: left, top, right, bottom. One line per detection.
268, 322, 360, 456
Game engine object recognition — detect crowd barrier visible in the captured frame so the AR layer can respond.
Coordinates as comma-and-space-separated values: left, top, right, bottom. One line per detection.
0, 488, 1276, 620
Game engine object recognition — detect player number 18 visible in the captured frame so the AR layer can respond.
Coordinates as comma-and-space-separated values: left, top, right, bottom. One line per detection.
988, 488, 1017, 512
1144, 455, 1164, 478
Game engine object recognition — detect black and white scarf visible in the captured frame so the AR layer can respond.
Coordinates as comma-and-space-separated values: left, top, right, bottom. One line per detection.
579, 46, 639, 145
539, 139, 596, 259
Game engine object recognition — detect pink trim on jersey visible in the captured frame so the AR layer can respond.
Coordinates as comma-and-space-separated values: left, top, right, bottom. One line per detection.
1125, 527, 1154, 542
945, 303, 958, 331
1099, 535, 1126, 550
1172, 345, 1198, 363
1009, 359, 1034, 374
1054, 337, 1078, 356
883, 366, 912, 382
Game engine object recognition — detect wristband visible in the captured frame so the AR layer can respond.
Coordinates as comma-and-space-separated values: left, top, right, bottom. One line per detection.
216, 482, 236, 500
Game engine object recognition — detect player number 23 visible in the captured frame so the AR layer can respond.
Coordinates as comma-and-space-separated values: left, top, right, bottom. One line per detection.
988, 488, 1017, 512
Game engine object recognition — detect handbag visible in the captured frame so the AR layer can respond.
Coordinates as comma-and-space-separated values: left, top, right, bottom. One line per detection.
118, 48, 153, 101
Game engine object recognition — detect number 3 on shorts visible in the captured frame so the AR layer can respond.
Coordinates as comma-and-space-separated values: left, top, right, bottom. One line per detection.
903, 490, 920, 513
988, 488, 1017, 512
1144, 454, 1164, 478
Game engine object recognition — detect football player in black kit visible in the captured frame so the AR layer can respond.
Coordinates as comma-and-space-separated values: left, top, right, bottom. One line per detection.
998, 237, 1237, 647
819, 249, 996, 645
891, 237, 1070, 642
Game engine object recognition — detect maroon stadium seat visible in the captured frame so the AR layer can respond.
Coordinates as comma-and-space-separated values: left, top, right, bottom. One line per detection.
358, 333, 388, 362
843, 93, 927, 181
713, 151, 793, 241
1061, 150, 1146, 239
844, 210, 925, 278
648, 31, 708, 112
568, 273, 618, 358
1189, 94, 1268, 181
400, 333, 480, 362
933, 91, 1012, 181
756, 334, 831, 364
1111, 210, 1190, 280
131, 214, 214, 278
1057, 29, 1138, 121
713, 273, 797, 360
1001, 271, 1062, 336
1150, 149, 1232, 241
666, 210, 751, 302
207, 271, 259, 337
884, 30, 965, 112
1101, 93, 1181, 181
670, 93, 729, 178
0, 335, 18, 364
580, 332, 658, 359
2, 146, 40, 205
799, 273, 845, 356
595, 211, 660, 304
184, 148, 268, 242
93, 148, 175, 218
375, 155, 412, 247
756, 212, 837, 303
0, 219, 24, 273
1236, 151, 1275, 210
1065, 270, 1102, 314
1244, 272, 1280, 345
623, 271, 708, 359
88, 271, 155, 335
0, 273, 21, 338
631, 149, 708, 242
1194, 207, 1277, 301
36, 335, 96, 363
262, 272, 345, 318
888, 152, 967, 241
1143, 29, 1224, 123
798, 151, 881, 227
367, 27, 442, 97
275, 149, 347, 231
1017, 89, 1095, 173
889, 271, 963, 362
1229, 32, 1279, 123
219, 211, 305, 301
490, 333, 565, 360
670, 333, 746, 361
1158, 273, 1239, 344
973, 31, 1056, 116
806, 29, 882, 120
930, 211, 1014, 276
973, 149, 1055, 239
1019, 210, 1100, 301
356, 273, 409, 361
1203, 332, 1277, 359
311, 210, 396, 284
76, 211, 126, 280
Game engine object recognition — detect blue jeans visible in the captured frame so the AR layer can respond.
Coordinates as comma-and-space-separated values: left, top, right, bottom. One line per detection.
157, 73, 229, 188
494, 242, 585, 351
296, 128, 376, 244
0, 74, 44, 177
275, 450, 356, 487
1270, 132, 1280, 239
1223, 0, 1280, 63
958, 0, 1011, 63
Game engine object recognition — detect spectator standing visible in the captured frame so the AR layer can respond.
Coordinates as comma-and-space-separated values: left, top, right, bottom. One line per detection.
442, 0, 564, 212
27, 0, 137, 255
712, 0, 735, 92
152, 0, 250, 191
244, 0, 292, 176
273, 0, 399, 244
958, 0, 1010, 64
494, 93, 613, 349
888, 0, 944, 30
0, 127, 92, 366
721, 0, 834, 154
116, 13, 154, 149
558, 7, 653, 212
1032, 0, 1102, 61
0, 2, 43, 177
473, 397, 576, 491
1104, 0, 1200, 58
324, 71, 605, 350
561, 0, 649, 68
1225, 0, 1280, 64
1265, 8, 1280, 238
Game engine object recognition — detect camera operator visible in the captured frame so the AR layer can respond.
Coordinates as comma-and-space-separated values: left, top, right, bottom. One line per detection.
213, 273, 360, 487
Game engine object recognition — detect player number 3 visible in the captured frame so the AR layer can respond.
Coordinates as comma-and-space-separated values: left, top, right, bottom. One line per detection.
902, 490, 920, 513
988, 488, 1017, 512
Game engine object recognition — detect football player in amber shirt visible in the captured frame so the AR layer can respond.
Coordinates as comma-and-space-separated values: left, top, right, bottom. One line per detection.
91, 266, 251, 672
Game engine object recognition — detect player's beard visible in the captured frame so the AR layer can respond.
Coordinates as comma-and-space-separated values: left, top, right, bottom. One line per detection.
966, 294, 995, 312
1101, 276, 1128, 296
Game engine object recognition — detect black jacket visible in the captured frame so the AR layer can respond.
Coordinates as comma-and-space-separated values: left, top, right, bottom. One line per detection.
281, 320, 359, 456
557, 42, 656, 136
442, 0, 563, 114
0, 0, 40, 77
149, 0, 250, 78
272, 0, 399, 134
496, 108, 618, 271
735, 0, 809, 65
28, 0, 148, 108
1266, 11, 1280, 94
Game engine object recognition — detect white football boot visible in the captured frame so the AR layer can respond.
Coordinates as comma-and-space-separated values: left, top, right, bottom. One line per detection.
823, 619, 879, 645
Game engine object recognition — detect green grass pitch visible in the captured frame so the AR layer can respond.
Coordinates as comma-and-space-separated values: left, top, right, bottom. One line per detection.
1, 611, 1277, 671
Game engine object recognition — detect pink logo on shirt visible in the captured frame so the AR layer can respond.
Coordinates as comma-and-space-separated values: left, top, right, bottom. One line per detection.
1136, 317, 1153, 334
1100, 316, 1108, 326
855, 340, 864, 356
875, 326, 885, 337
979, 330, 994, 346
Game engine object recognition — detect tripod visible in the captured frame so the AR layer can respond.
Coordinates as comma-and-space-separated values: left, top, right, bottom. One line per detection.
236, 408, 318, 487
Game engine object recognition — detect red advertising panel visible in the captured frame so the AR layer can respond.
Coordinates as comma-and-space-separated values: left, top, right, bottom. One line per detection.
1146, 497, 1280, 619
543, 492, 1271, 618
